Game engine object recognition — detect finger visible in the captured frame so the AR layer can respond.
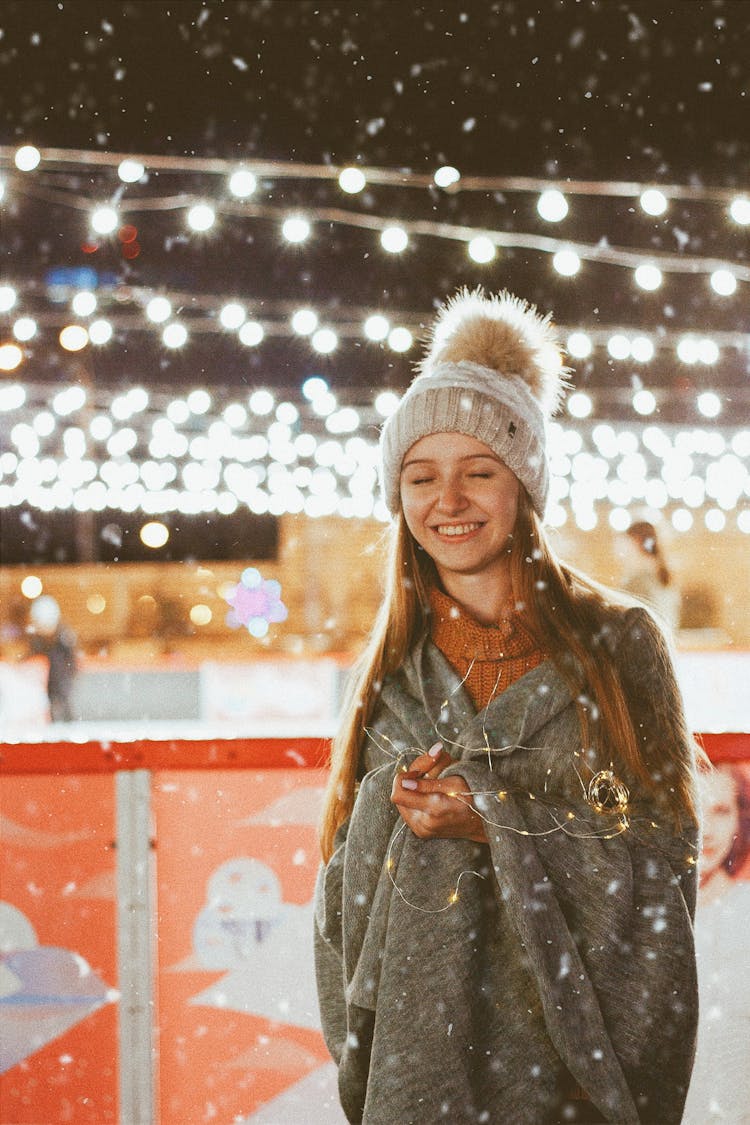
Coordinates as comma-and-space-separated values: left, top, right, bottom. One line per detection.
405, 742, 452, 777
400, 777, 465, 797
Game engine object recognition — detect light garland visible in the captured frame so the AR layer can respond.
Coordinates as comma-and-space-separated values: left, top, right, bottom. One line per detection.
366, 707, 696, 915
0, 381, 748, 530
1, 145, 749, 290
1, 280, 749, 371
2, 144, 748, 205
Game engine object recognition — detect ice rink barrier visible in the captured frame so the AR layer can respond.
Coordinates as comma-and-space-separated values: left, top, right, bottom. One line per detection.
1, 729, 749, 1124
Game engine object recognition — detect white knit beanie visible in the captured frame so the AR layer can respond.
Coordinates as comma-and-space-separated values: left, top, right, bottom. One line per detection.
379, 288, 566, 518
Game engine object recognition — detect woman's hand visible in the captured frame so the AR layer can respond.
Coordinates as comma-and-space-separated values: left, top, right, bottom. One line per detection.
390, 743, 488, 844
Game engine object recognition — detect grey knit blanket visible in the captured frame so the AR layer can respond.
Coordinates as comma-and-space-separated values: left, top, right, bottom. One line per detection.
315, 607, 699, 1124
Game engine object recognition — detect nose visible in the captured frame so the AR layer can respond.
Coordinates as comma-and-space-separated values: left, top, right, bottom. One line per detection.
436, 478, 468, 514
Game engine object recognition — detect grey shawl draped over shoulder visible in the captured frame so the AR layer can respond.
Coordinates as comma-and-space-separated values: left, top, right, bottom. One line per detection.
314, 606, 699, 1124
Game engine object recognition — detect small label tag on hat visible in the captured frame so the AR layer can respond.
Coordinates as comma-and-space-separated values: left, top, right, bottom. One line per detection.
508, 421, 517, 437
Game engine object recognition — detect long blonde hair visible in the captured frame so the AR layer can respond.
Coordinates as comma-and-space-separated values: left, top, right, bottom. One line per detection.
319, 491, 698, 861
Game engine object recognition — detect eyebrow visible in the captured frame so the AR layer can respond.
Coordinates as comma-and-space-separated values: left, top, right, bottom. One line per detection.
401, 453, 501, 469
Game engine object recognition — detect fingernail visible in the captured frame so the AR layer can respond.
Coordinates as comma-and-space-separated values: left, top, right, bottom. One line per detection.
401, 778, 418, 790
428, 741, 443, 758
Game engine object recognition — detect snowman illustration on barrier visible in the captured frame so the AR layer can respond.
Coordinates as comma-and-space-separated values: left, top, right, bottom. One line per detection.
193, 858, 284, 968
189, 856, 319, 1028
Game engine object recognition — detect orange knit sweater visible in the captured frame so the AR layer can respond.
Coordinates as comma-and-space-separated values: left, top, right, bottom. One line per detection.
428, 585, 545, 711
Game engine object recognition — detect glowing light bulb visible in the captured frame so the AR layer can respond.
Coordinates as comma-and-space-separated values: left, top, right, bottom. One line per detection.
567, 391, 593, 419
14, 316, 38, 342
697, 338, 719, 365
291, 308, 318, 335
639, 189, 668, 216
71, 291, 97, 317
59, 325, 89, 351
162, 323, 188, 349
388, 327, 413, 352
21, 575, 43, 598
187, 389, 211, 415
302, 376, 328, 400
677, 336, 699, 364
634, 264, 663, 291
229, 169, 257, 198
671, 508, 693, 532
190, 604, 212, 626
434, 165, 461, 188
338, 167, 366, 194
0, 343, 23, 371
607, 334, 631, 360
282, 216, 310, 243
364, 314, 390, 341
630, 335, 654, 362
632, 389, 656, 415
0, 285, 18, 312
467, 236, 495, 263
15, 145, 41, 171
239, 320, 264, 346
91, 206, 119, 235
311, 328, 338, 354
729, 197, 750, 224
89, 319, 113, 345
567, 332, 592, 359
118, 159, 144, 183
552, 249, 580, 276
537, 189, 568, 222
381, 226, 408, 253
146, 296, 172, 323
219, 302, 246, 330
375, 391, 399, 417
697, 391, 721, 418
249, 389, 274, 415
140, 521, 169, 548
187, 203, 215, 232
705, 509, 726, 532
710, 268, 737, 296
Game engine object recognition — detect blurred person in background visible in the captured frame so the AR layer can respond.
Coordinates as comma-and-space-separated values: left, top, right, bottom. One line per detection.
683, 763, 750, 1125
617, 519, 681, 632
27, 595, 78, 723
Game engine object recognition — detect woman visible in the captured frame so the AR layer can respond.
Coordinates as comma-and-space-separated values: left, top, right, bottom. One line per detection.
683, 764, 750, 1124
314, 290, 701, 1124
617, 520, 681, 632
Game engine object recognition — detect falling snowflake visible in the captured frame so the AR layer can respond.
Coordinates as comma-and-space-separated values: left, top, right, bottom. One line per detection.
224, 567, 288, 638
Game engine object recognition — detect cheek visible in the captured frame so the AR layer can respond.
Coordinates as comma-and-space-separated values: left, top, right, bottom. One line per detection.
400, 496, 426, 540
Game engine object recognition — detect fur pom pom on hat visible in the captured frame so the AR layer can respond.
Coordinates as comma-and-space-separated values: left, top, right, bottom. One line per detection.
379, 288, 567, 518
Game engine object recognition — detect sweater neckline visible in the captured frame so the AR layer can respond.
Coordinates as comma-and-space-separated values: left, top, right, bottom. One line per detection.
428, 585, 538, 662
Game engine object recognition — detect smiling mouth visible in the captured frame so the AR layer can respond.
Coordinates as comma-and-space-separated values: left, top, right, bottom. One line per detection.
434, 522, 483, 537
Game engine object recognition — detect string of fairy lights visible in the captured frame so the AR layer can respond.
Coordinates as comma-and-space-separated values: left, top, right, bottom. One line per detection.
1, 374, 749, 535
1, 144, 749, 533
368, 674, 697, 915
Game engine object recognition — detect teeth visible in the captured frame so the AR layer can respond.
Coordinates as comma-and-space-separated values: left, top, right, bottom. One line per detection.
436, 523, 481, 536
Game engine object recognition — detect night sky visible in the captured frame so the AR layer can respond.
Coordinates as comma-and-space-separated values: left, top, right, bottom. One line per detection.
2, 0, 747, 179
1, 0, 749, 406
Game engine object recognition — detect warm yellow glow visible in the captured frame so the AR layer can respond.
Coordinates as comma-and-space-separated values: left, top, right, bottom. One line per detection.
86, 593, 107, 615
59, 325, 89, 352
0, 343, 23, 371
190, 604, 212, 626
139, 521, 169, 548
21, 575, 43, 599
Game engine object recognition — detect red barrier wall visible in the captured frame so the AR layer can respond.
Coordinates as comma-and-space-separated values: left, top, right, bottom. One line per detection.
1, 732, 748, 1125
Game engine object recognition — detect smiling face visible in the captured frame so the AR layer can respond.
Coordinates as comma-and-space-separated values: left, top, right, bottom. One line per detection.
699, 768, 740, 883
399, 432, 520, 590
